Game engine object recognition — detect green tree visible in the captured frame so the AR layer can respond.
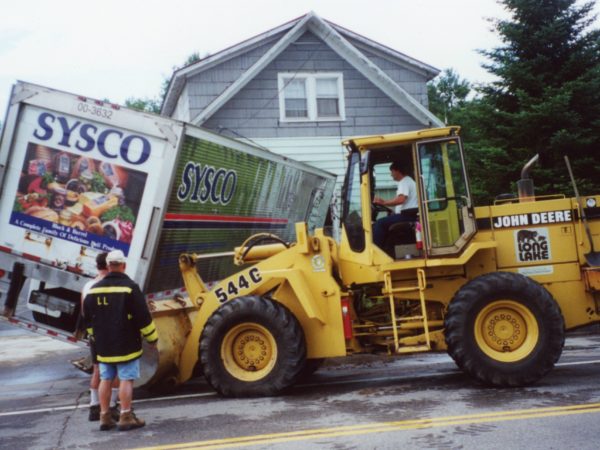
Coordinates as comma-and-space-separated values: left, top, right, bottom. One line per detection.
124, 97, 162, 114
474, 0, 600, 198
427, 68, 471, 124
427, 70, 499, 204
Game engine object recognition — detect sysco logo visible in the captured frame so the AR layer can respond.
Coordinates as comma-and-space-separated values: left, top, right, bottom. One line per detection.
177, 161, 237, 205
33, 112, 151, 165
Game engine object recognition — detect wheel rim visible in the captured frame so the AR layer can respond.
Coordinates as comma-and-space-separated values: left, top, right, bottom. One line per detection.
221, 323, 277, 382
474, 300, 539, 362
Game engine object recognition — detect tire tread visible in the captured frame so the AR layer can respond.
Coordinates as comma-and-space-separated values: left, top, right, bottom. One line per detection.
200, 296, 306, 397
445, 272, 564, 387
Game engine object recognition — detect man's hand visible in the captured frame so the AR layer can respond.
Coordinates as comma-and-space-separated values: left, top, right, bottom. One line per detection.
373, 196, 384, 205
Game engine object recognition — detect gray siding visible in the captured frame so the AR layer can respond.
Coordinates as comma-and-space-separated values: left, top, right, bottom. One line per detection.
354, 44, 430, 107
200, 31, 424, 139
187, 37, 281, 118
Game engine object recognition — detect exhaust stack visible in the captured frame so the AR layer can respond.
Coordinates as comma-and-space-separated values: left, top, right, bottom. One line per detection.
517, 154, 539, 202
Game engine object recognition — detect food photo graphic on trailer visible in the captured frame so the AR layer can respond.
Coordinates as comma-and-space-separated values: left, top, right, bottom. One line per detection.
10, 138, 148, 256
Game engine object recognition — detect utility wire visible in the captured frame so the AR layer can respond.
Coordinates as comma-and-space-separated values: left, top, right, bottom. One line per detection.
216, 126, 273, 153
234, 27, 334, 129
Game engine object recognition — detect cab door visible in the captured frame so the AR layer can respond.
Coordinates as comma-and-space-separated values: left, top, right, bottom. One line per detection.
417, 137, 477, 255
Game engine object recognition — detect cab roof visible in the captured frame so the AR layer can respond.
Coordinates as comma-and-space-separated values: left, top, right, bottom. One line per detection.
344, 126, 460, 150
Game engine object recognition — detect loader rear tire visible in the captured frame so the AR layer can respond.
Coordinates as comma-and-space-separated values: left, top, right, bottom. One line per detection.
445, 272, 564, 387
200, 296, 306, 397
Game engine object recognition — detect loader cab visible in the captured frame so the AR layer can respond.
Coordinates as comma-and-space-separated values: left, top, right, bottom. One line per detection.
369, 148, 418, 258
341, 127, 477, 263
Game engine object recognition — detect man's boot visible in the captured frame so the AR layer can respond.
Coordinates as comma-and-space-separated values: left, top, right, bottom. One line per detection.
99, 411, 116, 431
118, 410, 145, 431
110, 404, 120, 421
88, 404, 100, 421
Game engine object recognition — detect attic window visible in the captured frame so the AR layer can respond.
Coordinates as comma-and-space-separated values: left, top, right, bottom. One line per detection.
278, 73, 345, 122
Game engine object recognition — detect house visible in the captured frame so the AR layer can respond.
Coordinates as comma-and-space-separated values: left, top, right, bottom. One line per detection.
162, 12, 443, 203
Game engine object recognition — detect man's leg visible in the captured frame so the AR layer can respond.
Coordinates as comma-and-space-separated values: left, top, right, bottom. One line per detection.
118, 379, 134, 412
110, 377, 120, 409
88, 339, 101, 421
373, 214, 404, 248
116, 359, 145, 431
98, 378, 112, 414
98, 363, 117, 431
90, 364, 100, 390
88, 364, 100, 421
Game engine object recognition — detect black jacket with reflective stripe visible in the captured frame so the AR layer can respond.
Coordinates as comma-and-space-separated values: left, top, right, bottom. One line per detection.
83, 271, 158, 363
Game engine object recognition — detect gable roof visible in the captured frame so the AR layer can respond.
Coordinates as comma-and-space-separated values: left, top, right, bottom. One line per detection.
162, 12, 443, 127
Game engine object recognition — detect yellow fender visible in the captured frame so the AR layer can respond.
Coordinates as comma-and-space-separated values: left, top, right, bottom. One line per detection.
176, 224, 346, 384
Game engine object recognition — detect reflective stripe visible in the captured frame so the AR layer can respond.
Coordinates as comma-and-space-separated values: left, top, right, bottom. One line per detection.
145, 329, 159, 343
86, 328, 94, 335
89, 286, 132, 294
140, 321, 156, 337
97, 349, 143, 363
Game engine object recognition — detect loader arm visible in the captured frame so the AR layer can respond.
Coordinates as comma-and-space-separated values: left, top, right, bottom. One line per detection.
176, 223, 346, 384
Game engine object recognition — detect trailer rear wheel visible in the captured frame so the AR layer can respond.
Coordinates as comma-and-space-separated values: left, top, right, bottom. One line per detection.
445, 272, 564, 386
200, 296, 306, 397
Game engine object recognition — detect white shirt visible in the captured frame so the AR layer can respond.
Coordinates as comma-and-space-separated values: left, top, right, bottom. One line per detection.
395, 175, 418, 214
80, 273, 106, 311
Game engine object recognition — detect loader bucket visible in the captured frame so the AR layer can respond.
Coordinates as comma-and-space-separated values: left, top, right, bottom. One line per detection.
135, 296, 198, 390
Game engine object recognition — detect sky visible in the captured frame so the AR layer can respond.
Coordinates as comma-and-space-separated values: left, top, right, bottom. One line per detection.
0, 0, 598, 116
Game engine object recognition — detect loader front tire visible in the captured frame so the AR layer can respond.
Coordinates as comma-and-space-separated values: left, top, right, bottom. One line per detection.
445, 272, 564, 387
200, 296, 306, 397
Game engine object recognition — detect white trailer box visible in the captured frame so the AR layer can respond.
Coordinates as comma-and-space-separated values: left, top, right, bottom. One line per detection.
0, 82, 335, 338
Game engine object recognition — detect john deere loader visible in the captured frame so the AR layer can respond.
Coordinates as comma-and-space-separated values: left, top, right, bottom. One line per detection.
143, 126, 600, 397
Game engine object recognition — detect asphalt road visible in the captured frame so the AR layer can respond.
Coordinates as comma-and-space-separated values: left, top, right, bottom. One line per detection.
1, 321, 600, 450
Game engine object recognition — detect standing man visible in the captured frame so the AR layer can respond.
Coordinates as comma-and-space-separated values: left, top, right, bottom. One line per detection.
372, 161, 418, 248
84, 250, 158, 431
80, 252, 120, 422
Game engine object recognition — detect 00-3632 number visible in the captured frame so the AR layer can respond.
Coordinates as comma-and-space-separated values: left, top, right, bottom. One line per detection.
77, 102, 113, 120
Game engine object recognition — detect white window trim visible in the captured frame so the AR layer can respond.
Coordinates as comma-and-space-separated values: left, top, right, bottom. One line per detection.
277, 72, 346, 123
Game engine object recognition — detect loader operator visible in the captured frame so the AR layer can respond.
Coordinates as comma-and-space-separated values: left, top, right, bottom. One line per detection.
372, 161, 418, 249
83, 250, 158, 432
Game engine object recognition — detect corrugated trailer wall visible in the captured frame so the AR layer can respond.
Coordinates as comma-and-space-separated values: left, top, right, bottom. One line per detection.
146, 132, 335, 293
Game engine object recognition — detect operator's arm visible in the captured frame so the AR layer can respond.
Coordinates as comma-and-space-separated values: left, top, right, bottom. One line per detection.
373, 194, 407, 207
374, 177, 412, 208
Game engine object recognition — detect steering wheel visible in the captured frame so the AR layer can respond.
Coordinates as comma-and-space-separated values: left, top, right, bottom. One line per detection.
372, 202, 393, 219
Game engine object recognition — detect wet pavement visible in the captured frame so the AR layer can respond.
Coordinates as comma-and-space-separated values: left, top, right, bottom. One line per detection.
1, 320, 600, 449
0, 323, 87, 411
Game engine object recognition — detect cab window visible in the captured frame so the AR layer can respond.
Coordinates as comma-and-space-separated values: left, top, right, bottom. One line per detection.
341, 151, 365, 252
418, 139, 474, 252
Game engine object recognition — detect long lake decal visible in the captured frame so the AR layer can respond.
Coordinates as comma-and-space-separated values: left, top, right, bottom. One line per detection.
493, 210, 572, 229
515, 227, 551, 262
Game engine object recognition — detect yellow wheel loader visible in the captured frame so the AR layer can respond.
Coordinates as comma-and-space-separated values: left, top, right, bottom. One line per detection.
148, 126, 600, 397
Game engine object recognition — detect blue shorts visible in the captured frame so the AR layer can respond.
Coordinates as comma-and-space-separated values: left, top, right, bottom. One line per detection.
99, 358, 140, 381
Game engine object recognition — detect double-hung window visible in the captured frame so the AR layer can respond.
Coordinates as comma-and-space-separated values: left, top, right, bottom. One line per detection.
278, 73, 345, 122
